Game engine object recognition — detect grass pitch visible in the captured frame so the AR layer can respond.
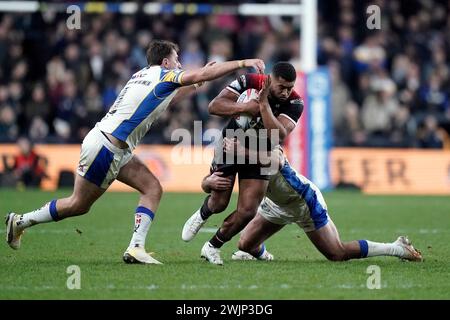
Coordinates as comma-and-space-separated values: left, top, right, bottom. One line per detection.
0, 189, 449, 299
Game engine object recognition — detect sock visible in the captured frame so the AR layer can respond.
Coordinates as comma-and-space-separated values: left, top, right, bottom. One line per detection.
256, 243, 266, 258
18, 200, 59, 229
199, 195, 213, 220
209, 230, 227, 248
129, 206, 154, 249
358, 240, 405, 258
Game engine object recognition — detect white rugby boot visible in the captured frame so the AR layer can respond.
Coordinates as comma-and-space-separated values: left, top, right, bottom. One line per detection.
201, 242, 223, 265
232, 250, 256, 260
123, 246, 163, 265
394, 236, 423, 262
232, 245, 274, 261
5, 212, 25, 250
182, 209, 206, 242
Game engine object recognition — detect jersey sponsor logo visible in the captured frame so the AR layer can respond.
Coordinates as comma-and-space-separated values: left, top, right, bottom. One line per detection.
131, 73, 146, 79
128, 80, 152, 86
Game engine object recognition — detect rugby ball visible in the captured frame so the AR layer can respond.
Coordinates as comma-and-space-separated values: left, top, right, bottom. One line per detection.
235, 89, 261, 130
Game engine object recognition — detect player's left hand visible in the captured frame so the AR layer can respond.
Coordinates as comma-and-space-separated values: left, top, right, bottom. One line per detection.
244, 59, 265, 74
206, 172, 233, 191
259, 75, 271, 103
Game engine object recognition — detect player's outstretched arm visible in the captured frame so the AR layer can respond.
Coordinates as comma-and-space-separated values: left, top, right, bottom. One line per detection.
181, 59, 265, 86
169, 61, 217, 107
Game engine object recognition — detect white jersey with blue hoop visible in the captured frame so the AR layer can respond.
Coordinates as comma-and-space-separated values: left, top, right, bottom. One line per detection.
259, 160, 329, 232
97, 65, 185, 150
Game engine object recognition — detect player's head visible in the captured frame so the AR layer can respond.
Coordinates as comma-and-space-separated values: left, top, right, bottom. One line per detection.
146, 40, 182, 69
270, 62, 296, 101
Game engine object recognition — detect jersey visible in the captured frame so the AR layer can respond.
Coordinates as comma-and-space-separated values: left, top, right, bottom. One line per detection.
97, 66, 185, 150
267, 161, 326, 209
262, 160, 329, 231
226, 73, 304, 131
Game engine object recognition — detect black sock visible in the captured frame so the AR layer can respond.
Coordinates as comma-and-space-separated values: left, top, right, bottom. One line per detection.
209, 230, 228, 248
200, 195, 213, 220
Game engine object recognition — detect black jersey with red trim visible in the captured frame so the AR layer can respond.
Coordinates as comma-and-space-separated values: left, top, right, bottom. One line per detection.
225, 73, 304, 131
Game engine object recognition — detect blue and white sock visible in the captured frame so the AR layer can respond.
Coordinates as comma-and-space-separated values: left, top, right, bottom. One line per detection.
18, 200, 59, 229
256, 243, 267, 258
358, 239, 404, 258
129, 206, 155, 249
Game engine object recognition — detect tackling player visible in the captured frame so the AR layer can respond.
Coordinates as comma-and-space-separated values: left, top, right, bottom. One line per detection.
207, 140, 423, 263
5, 40, 265, 265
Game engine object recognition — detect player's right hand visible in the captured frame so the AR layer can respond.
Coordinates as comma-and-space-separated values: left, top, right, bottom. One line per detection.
206, 172, 234, 191
243, 99, 261, 116
244, 59, 265, 74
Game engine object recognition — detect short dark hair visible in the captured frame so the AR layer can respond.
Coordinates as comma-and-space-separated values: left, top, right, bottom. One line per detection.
146, 40, 179, 66
272, 62, 296, 82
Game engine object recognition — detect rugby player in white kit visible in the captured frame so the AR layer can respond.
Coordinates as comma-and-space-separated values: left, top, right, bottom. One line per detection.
5, 40, 265, 264
202, 139, 423, 263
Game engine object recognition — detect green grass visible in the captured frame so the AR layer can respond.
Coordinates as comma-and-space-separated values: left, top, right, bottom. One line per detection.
0, 189, 449, 299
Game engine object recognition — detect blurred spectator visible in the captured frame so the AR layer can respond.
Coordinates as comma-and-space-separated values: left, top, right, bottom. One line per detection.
25, 84, 50, 127
1, 137, 47, 187
417, 115, 444, 148
361, 78, 399, 146
329, 60, 351, 136
334, 101, 366, 146
0, 105, 18, 141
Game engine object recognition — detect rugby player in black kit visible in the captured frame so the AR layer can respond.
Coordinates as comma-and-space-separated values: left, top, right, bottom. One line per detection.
182, 62, 304, 265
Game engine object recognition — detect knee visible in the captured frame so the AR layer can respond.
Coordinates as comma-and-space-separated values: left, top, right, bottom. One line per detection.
143, 180, 163, 201
237, 205, 258, 222
154, 180, 163, 199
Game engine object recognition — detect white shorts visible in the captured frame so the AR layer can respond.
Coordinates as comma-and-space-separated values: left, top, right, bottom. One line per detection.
77, 126, 133, 189
258, 196, 329, 233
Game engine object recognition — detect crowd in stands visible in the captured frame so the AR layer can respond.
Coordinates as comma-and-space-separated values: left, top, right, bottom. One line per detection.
0, 0, 449, 148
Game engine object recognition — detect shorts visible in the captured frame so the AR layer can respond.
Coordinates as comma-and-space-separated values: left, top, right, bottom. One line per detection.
258, 195, 329, 233
210, 160, 269, 180
211, 148, 269, 180
77, 126, 133, 189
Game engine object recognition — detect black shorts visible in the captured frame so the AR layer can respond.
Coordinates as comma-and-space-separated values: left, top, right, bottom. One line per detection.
210, 152, 269, 181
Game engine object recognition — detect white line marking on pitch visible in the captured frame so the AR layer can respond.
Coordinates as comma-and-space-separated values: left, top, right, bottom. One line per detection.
199, 228, 217, 233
